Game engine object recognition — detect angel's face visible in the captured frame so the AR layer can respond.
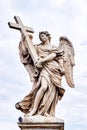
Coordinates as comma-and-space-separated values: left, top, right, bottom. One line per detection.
40, 33, 48, 43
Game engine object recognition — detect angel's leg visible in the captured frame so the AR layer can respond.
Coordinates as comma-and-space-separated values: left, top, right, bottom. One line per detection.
28, 77, 48, 116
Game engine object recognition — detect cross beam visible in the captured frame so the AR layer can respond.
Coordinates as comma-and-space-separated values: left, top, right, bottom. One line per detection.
8, 16, 38, 64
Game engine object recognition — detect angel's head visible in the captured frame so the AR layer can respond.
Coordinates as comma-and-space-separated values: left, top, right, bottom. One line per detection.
39, 31, 51, 42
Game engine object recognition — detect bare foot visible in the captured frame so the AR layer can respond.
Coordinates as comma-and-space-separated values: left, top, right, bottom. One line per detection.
44, 112, 50, 117
26, 108, 36, 116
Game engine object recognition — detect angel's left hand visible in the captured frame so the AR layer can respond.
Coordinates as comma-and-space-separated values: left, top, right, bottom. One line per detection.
56, 50, 64, 56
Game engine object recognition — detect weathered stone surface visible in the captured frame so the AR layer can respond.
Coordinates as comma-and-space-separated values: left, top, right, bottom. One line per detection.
18, 116, 64, 130
8, 16, 75, 117
23, 115, 64, 123
18, 122, 64, 130
8, 17, 75, 130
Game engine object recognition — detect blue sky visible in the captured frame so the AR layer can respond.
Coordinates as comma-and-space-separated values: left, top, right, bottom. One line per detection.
0, 0, 87, 130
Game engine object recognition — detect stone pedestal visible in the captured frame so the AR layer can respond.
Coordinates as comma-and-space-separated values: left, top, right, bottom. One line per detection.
18, 122, 64, 130
17, 115, 64, 130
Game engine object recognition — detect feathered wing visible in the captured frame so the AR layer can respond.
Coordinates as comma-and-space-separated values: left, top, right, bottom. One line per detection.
59, 36, 75, 88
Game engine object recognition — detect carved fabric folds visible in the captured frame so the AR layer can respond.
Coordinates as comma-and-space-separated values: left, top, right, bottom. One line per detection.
15, 43, 65, 116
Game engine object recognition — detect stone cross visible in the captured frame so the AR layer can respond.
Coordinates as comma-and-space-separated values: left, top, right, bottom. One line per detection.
8, 16, 38, 64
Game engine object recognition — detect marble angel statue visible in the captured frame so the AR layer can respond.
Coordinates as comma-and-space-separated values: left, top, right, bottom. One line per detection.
15, 31, 75, 117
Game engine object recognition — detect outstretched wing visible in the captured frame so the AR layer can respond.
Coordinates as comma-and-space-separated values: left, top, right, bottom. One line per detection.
59, 36, 75, 88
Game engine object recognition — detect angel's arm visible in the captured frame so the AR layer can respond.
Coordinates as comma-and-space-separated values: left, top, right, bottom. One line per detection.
36, 50, 64, 69
41, 53, 56, 63
35, 53, 56, 68
39, 48, 64, 63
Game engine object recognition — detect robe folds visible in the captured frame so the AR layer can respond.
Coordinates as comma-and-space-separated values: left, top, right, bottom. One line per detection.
15, 43, 65, 116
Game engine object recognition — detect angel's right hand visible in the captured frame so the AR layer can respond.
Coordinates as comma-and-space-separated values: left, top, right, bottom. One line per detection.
35, 59, 43, 69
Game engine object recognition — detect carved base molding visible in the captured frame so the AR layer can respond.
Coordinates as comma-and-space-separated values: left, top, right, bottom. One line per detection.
18, 122, 64, 130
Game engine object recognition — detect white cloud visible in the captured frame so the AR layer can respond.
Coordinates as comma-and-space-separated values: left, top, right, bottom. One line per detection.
0, 122, 19, 130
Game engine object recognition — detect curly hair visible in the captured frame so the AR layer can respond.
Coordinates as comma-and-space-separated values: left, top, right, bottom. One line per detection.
39, 31, 51, 42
